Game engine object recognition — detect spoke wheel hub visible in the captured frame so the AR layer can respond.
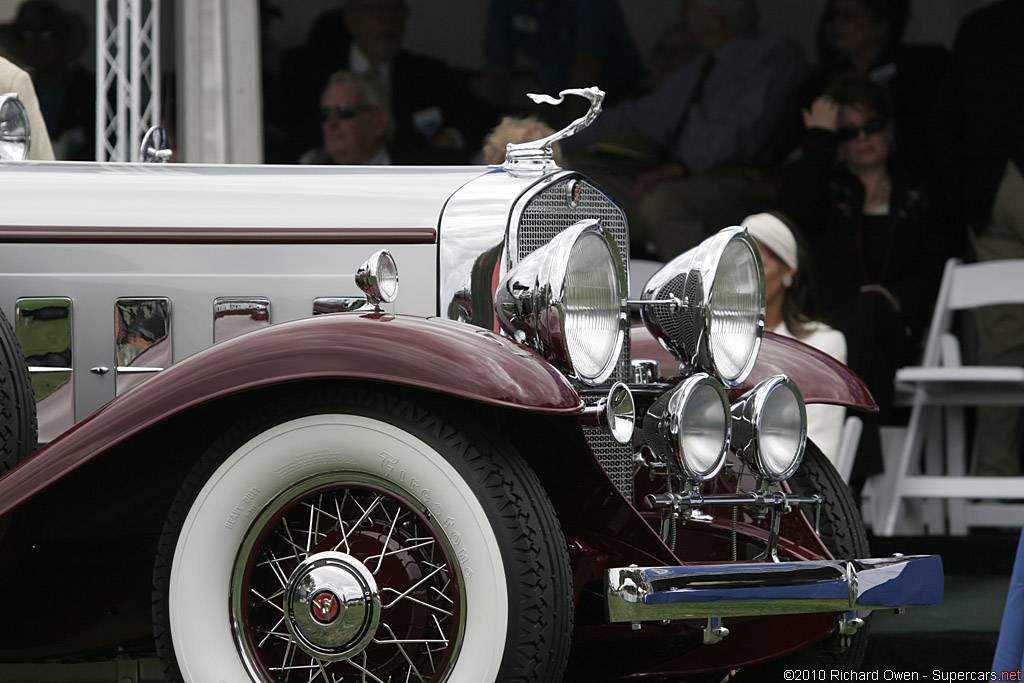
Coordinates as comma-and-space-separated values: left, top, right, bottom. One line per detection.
283, 551, 381, 661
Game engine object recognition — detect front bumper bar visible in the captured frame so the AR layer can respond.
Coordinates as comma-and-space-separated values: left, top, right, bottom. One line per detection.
606, 555, 943, 622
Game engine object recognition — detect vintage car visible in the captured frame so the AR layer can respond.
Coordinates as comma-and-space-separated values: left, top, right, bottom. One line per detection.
0, 89, 941, 682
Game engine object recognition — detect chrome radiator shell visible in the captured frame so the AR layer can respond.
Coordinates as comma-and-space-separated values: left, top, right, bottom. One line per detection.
510, 175, 634, 501
439, 169, 634, 501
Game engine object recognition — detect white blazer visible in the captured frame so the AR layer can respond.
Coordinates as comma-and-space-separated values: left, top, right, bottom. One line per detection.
0, 56, 55, 161
773, 320, 848, 463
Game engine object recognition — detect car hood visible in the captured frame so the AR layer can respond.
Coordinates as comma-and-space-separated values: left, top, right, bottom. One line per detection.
0, 162, 487, 232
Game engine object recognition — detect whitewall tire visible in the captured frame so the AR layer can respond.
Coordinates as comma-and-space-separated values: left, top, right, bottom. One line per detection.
153, 387, 573, 683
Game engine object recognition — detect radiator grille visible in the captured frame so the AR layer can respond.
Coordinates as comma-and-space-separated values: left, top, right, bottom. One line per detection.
516, 177, 634, 501
652, 271, 703, 359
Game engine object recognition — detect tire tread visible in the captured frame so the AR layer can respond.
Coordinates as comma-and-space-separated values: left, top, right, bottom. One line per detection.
0, 307, 36, 476
152, 384, 572, 683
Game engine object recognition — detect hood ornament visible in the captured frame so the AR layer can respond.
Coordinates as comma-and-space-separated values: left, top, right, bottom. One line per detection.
503, 86, 604, 173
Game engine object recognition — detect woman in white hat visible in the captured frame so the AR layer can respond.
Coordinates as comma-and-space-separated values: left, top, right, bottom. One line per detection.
742, 211, 848, 465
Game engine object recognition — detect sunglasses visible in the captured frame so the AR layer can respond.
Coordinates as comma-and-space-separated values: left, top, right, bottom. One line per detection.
320, 104, 377, 122
836, 117, 887, 141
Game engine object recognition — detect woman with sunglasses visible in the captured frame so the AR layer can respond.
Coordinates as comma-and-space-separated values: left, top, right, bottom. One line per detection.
801, 0, 947, 182
775, 74, 949, 461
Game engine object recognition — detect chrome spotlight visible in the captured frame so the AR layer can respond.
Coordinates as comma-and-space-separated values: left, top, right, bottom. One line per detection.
640, 227, 765, 387
643, 373, 731, 482
496, 219, 626, 386
731, 375, 807, 482
355, 250, 399, 307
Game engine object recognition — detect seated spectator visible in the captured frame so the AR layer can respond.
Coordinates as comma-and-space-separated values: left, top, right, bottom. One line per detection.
0, 55, 54, 160
299, 71, 390, 165
644, 18, 702, 91
561, 0, 806, 260
776, 74, 948, 426
0, 1, 94, 160
481, 0, 645, 121
804, 0, 947, 182
280, 0, 498, 165
742, 211, 848, 464
480, 115, 562, 167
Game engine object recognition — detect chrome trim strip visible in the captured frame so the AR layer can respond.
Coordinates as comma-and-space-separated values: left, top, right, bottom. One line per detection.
115, 366, 165, 374
606, 555, 943, 622
0, 226, 438, 244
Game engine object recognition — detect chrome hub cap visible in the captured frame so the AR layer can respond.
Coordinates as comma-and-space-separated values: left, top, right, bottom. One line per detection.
284, 552, 381, 661
232, 474, 465, 682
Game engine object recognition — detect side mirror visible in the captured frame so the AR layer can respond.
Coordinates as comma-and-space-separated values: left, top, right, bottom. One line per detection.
0, 93, 31, 161
139, 125, 173, 163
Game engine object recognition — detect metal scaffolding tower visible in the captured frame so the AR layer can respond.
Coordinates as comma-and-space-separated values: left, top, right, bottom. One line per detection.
95, 0, 161, 162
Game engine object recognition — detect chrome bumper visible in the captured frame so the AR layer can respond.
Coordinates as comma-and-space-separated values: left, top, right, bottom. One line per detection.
606, 555, 943, 622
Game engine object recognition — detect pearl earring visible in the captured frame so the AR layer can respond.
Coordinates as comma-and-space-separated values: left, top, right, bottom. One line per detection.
782, 275, 794, 288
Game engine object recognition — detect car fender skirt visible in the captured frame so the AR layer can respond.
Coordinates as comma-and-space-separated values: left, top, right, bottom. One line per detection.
606, 554, 943, 622
0, 313, 582, 517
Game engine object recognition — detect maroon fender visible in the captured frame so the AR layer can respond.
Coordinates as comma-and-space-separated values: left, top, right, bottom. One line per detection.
0, 312, 583, 517
632, 325, 877, 411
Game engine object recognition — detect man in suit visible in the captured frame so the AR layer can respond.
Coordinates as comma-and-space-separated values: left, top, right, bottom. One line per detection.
563, 0, 806, 260
282, 0, 498, 165
0, 55, 54, 160
299, 71, 391, 165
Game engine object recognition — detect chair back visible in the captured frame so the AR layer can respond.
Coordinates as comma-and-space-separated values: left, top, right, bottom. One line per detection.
921, 258, 1024, 367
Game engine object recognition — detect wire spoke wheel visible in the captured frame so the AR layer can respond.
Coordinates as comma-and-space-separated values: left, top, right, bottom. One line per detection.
154, 388, 573, 683
234, 475, 464, 682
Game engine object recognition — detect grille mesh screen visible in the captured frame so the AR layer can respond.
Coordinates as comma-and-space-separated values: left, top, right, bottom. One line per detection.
652, 272, 703, 358
517, 177, 634, 501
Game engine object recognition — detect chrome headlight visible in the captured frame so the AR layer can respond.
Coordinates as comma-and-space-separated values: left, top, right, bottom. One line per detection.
640, 227, 765, 387
0, 94, 31, 161
731, 375, 807, 482
496, 219, 626, 385
643, 373, 731, 482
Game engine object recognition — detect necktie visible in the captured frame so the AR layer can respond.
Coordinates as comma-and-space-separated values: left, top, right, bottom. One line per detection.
662, 53, 716, 163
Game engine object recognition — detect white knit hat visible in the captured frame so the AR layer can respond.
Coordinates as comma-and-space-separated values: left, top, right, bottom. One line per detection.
741, 212, 798, 271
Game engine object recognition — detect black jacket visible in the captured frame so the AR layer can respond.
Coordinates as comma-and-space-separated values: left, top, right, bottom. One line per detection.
278, 23, 499, 165
930, 0, 1024, 234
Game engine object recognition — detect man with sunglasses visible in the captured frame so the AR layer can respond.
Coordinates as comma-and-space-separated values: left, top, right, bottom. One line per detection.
282, 0, 497, 165
300, 71, 391, 166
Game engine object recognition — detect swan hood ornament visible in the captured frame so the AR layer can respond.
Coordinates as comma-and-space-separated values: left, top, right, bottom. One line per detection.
502, 86, 604, 174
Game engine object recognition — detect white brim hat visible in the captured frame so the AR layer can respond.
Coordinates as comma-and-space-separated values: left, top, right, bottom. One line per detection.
741, 212, 798, 271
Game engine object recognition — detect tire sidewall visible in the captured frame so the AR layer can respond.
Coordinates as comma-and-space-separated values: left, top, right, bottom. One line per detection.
169, 413, 509, 683
0, 306, 36, 475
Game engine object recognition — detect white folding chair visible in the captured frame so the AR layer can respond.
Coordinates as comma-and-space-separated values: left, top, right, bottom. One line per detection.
868, 258, 1024, 536
834, 414, 863, 484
